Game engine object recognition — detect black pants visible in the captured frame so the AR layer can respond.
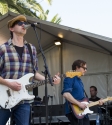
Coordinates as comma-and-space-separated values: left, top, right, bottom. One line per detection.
66, 113, 90, 125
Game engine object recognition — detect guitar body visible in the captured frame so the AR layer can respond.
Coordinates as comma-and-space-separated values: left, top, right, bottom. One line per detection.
70, 98, 93, 119
0, 73, 35, 109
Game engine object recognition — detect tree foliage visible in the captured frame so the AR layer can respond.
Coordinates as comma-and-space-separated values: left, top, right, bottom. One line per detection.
0, 0, 61, 24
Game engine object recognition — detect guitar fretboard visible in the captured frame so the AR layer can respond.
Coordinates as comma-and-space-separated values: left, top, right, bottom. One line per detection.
25, 74, 67, 90
88, 98, 108, 107
25, 79, 49, 90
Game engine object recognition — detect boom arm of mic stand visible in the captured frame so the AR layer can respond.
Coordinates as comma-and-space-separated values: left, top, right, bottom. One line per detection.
31, 24, 53, 86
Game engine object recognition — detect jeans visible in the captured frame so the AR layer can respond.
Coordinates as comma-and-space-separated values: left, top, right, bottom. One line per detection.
0, 103, 31, 125
66, 113, 90, 125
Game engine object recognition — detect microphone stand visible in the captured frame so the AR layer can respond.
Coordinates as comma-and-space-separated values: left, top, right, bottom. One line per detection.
31, 24, 53, 125
49, 96, 53, 125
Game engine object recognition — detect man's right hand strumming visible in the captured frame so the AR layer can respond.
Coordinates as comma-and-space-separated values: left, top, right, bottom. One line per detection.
8, 81, 21, 91
78, 102, 87, 110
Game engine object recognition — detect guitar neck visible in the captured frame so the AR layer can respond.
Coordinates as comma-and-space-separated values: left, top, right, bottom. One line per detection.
25, 79, 50, 90
88, 98, 108, 107
25, 74, 66, 90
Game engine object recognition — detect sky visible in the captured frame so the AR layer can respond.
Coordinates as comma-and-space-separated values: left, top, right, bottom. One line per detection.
39, 0, 112, 38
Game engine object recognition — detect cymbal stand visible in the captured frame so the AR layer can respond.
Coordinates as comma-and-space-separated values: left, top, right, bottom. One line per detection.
49, 96, 53, 125
105, 102, 110, 125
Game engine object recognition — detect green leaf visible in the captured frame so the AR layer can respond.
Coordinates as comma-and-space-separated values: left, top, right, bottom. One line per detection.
0, 1, 8, 15
50, 14, 62, 24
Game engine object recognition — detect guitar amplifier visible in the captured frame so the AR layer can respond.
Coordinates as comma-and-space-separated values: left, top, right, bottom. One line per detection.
31, 104, 65, 117
88, 113, 98, 121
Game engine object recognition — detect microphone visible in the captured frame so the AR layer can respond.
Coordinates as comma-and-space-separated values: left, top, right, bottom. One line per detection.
23, 22, 40, 29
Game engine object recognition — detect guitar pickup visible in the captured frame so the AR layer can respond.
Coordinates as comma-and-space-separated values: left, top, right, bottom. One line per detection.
7, 89, 11, 97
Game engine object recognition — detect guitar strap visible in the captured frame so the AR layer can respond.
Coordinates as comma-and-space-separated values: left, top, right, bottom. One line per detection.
27, 43, 36, 74
27, 43, 38, 101
84, 89, 88, 98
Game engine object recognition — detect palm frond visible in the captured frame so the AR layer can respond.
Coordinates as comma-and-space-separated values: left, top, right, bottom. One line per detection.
54, 17, 61, 24
17, 0, 33, 9
43, 9, 49, 20
0, 0, 61, 24
31, 3, 44, 13
9, 4, 25, 14
0, 0, 8, 15
9, 7, 19, 14
51, 14, 61, 24
44, 0, 52, 5
18, 0, 44, 14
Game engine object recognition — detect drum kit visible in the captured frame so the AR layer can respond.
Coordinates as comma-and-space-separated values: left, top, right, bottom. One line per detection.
95, 102, 112, 125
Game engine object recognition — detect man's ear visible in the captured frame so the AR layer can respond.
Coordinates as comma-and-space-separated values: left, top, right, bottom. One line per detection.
9, 27, 14, 32
76, 66, 79, 70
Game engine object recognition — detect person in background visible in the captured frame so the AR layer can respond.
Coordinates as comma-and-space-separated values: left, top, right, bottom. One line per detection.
89, 86, 100, 102
89, 86, 101, 125
89, 86, 101, 113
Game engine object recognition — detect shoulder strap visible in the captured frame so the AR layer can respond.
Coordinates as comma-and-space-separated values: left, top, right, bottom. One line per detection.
27, 43, 36, 74
84, 90, 88, 98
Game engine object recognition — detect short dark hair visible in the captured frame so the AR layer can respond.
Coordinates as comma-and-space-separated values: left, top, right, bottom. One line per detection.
90, 86, 97, 91
10, 31, 13, 39
72, 59, 86, 70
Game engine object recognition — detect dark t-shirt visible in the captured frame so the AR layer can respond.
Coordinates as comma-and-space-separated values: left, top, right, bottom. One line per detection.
89, 97, 100, 102
89, 97, 100, 113
15, 46, 24, 58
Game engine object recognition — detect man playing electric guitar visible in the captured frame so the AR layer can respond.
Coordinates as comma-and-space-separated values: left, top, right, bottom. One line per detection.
61, 59, 103, 125
0, 15, 60, 125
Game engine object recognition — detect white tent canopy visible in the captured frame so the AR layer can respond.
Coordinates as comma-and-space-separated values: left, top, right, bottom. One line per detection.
0, 12, 112, 104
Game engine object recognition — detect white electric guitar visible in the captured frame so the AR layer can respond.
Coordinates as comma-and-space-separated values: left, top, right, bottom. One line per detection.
0, 73, 48, 109
0, 73, 35, 109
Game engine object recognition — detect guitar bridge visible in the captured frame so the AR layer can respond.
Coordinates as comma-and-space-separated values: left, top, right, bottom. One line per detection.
5, 100, 9, 108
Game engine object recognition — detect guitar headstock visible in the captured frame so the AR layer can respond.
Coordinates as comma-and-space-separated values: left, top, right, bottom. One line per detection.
65, 71, 83, 78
